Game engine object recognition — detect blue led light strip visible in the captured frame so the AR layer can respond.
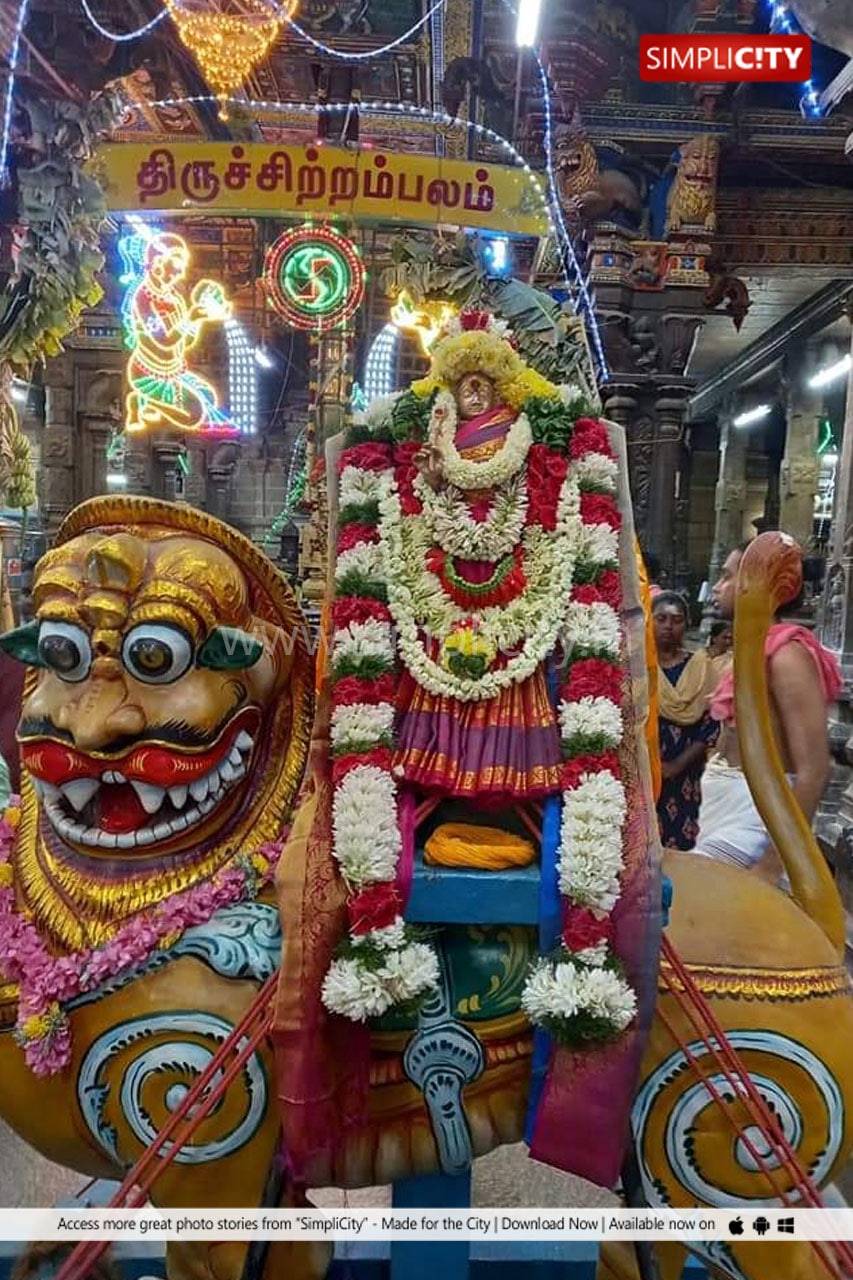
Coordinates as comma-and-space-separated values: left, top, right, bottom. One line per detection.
0, 0, 30, 185
767, 0, 824, 116
79, 0, 166, 41
534, 53, 609, 380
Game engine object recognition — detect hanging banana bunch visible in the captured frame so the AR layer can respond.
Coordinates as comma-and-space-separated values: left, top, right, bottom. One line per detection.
0, 389, 17, 500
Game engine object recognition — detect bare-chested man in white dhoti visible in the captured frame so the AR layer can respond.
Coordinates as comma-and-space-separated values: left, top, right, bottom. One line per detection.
696, 542, 840, 884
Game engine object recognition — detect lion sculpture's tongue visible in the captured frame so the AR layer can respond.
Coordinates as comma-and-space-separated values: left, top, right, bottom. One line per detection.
97, 783, 149, 834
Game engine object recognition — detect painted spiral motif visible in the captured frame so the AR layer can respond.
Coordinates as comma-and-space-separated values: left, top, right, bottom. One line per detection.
632, 1030, 844, 1209
77, 1012, 267, 1166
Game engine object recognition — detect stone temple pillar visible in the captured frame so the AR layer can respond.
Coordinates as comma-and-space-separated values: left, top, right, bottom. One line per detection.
814, 309, 853, 935
41, 356, 76, 539
780, 355, 820, 549
707, 396, 748, 591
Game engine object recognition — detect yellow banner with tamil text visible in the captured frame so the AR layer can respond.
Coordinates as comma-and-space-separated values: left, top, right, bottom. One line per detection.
93, 142, 550, 237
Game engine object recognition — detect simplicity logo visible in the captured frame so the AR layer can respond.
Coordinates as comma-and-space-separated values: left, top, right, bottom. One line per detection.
639, 34, 811, 82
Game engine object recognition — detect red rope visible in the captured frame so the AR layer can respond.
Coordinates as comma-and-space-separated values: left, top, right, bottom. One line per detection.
660, 936, 853, 1275
53, 974, 278, 1280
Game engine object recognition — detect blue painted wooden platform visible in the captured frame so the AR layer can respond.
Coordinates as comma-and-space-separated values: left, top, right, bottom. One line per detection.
406, 847, 541, 926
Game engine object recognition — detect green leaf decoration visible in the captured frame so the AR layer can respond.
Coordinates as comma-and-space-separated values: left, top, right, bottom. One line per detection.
197, 627, 263, 670
524, 395, 575, 450
0, 621, 43, 667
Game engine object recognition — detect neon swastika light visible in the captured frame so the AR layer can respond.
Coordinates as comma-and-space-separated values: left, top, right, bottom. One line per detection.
263, 224, 365, 331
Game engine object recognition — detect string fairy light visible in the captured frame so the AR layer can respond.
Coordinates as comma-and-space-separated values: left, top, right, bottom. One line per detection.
363, 323, 400, 402
164, 0, 296, 121
78, 0, 443, 63
0, 0, 30, 185
767, 0, 824, 116
78, 0, 166, 41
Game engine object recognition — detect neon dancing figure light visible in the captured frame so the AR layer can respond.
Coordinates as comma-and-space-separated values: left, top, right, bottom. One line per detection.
263, 224, 366, 331
121, 228, 254, 437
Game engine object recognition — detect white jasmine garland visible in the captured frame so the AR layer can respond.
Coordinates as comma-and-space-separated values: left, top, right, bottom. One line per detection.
416, 472, 529, 560
520, 958, 636, 1035
330, 703, 395, 752
574, 940, 611, 968
332, 765, 400, 885
363, 391, 403, 429
558, 770, 628, 913
578, 521, 619, 567
564, 601, 621, 657
429, 390, 532, 491
579, 966, 637, 1028
379, 477, 584, 701
522, 957, 582, 1021
339, 465, 392, 510
333, 618, 395, 667
558, 382, 586, 408
571, 452, 618, 493
559, 696, 623, 748
322, 941, 440, 1021
336, 540, 387, 585
350, 917, 407, 950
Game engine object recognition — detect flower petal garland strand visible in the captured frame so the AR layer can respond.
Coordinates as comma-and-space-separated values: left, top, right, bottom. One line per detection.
327, 372, 637, 1045
0, 803, 285, 1076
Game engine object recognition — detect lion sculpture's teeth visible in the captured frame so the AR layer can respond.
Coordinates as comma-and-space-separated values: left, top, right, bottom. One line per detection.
31, 730, 255, 851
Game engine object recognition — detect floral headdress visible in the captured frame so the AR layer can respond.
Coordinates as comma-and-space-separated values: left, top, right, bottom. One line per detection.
414, 309, 558, 410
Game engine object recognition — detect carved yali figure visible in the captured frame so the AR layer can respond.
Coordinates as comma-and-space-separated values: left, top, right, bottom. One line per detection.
0, 496, 314, 1280
666, 135, 720, 235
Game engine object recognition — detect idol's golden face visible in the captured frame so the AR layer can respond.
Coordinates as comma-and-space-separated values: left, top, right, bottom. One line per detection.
455, 372, 496, 420
10, 527, 290, 857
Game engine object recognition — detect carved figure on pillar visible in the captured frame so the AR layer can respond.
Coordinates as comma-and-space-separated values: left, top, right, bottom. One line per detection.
553, 125, 647, 232
665, 136, 720, 235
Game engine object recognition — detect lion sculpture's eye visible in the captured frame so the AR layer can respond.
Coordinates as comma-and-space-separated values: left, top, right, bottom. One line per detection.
38, 622, 93, 683
122, 624, 193, 685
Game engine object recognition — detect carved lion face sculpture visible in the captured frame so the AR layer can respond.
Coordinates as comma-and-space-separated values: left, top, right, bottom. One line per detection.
0, 497, 314, 948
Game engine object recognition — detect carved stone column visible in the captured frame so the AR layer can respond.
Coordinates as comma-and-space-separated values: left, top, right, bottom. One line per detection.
819, 320, 853, 664
780, 356, 820, 548
41, 356, 76, 537
648, 392, 688, 580
814, 315, 853, 936
707, 397, 748, 590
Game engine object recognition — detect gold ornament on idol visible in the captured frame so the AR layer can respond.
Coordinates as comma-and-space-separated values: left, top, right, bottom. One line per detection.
164, 0, 297, 121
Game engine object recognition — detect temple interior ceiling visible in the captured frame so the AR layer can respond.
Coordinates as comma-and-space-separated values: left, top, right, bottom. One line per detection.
689, 274, 853, 381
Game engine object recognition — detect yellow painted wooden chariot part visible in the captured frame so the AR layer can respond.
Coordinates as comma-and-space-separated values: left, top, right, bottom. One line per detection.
0, 510, 852, 1280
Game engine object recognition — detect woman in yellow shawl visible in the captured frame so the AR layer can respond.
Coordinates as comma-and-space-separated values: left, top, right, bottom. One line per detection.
653, 590, 727, 849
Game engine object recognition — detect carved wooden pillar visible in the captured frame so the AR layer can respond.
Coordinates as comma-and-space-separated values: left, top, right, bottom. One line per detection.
648, 392, 688, 580
707, 397, 748, 590
603, 385, 648, 541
